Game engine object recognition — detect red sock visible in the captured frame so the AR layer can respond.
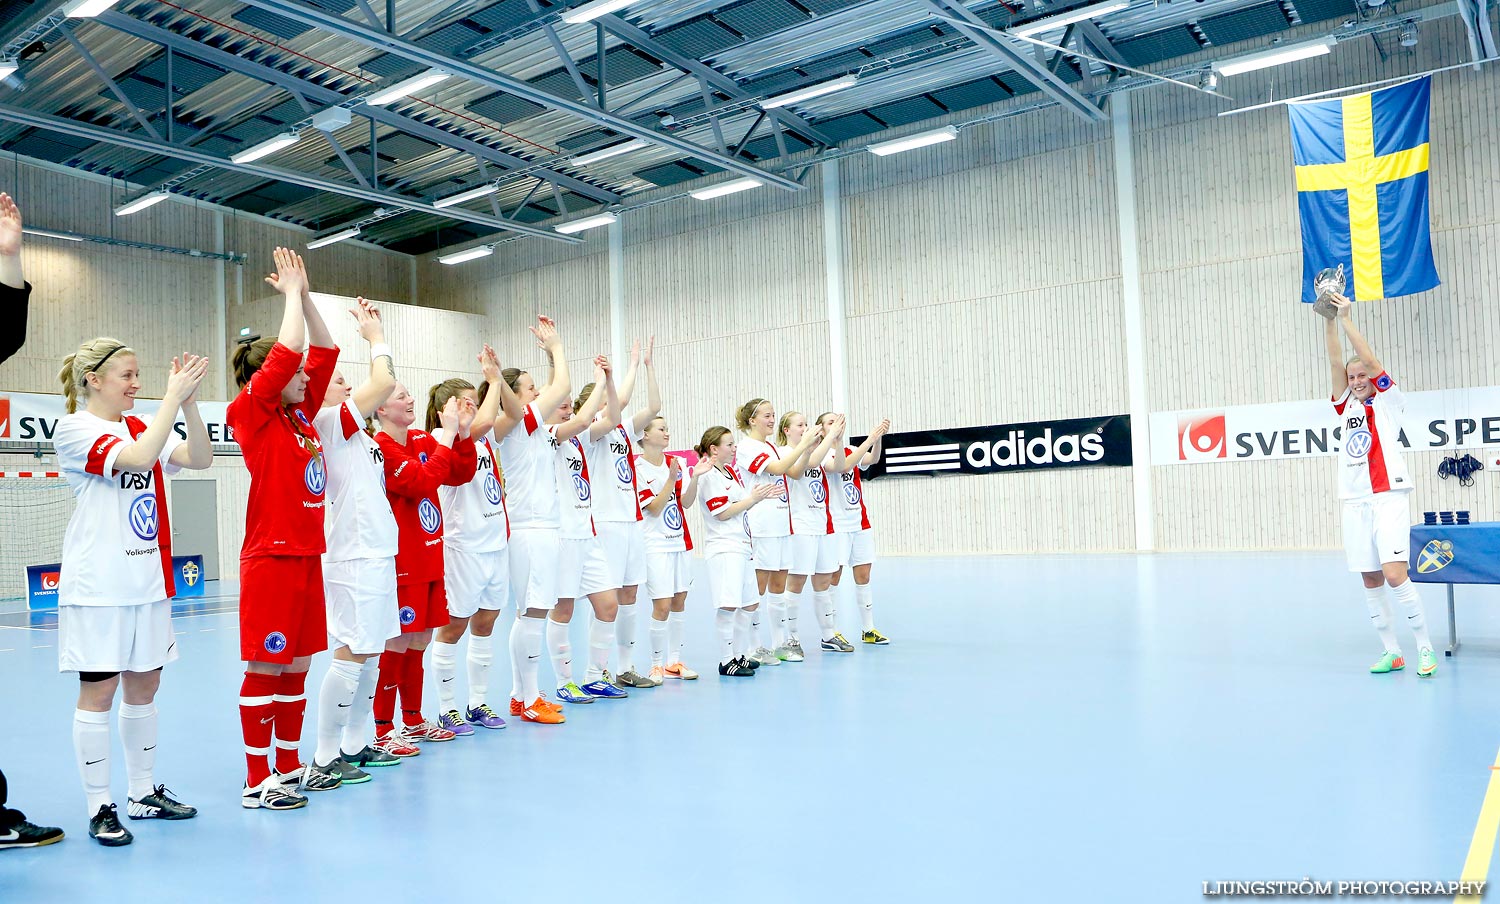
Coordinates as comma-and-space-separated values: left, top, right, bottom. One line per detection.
374, 651, 402, 737
239, 672, 279, 788
272, 670, 309, 775
400, 647, 426, 728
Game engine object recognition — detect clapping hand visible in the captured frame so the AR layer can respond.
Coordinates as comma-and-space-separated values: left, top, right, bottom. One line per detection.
264, 247, 308, 296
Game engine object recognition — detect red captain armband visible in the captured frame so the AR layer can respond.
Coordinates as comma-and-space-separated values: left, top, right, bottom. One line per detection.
706, 495, 729, 513
523, 407, 541, 435
1374, 372, 1394, 392
749, 453, 770, 473
638, 489, 654, 505
86, 435, 124, 476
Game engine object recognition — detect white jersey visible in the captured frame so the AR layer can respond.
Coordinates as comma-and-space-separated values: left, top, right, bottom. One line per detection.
434, 430, 510, 553
789, 458, 834, 536
551, 428, 597, 540
315, 400, 399, 563
54, 411, 184, 607
697, 465, 752, 555
498, 403, 558, 530
1333, 371, 1413, 500
824, 447, 873, 533
636, 453, 693, 554
736, 436, 792, 537
589, 422, 644, 524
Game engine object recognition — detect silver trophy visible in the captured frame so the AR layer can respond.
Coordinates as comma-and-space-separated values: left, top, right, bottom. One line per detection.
1312, 264, 1345, 319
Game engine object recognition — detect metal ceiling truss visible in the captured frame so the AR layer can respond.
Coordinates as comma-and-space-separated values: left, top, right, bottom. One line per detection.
0, 102, 582, 243
236, 0, 804, 191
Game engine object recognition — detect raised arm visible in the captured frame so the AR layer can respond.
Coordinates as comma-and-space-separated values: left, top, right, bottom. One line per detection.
0, 192, 22, 290
630, 336, 662, 437
832, 419, 888, 473
1324, 297, 1349, 397
471, 344, 504, 439
804, 416, 844, 472
299, 257, 334, 350
1335, 295, 1383, 376
263, 247, 307, 355
350, 298, 397, 418
586, 358, 622, 442
482, 346, 526, 440
616, 339, 641, 410
531, 316, 572, 414
554, 356, 609, 442
863, 419, 888, 467
115, 355, 210, 472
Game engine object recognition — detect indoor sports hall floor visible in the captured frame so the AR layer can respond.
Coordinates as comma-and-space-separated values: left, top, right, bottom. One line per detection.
2, 553, 1499, 902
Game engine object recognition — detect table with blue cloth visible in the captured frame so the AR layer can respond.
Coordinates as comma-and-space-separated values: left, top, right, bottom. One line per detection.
1408, 522, 1500, 656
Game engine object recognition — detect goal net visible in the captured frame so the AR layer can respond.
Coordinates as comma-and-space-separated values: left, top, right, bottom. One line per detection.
0, 472, 74, 603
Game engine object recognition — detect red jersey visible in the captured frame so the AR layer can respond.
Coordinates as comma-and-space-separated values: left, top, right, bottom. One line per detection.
377, 428, 476, 585
228, 342, 338, 558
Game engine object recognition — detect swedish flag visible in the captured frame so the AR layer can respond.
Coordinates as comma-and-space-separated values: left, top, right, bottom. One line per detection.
1289, 76, 1440, 302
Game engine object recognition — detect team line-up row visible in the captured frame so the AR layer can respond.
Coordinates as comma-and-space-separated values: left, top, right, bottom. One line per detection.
44, 241, 892, 846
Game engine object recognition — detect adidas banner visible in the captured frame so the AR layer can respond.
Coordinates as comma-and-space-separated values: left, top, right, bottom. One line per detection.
862, 414, 1132, 479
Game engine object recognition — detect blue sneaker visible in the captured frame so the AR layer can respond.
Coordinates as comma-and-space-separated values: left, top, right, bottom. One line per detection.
465, 703, 507, 729
438, 710, 475, 737
556, 683, 595, 704
581, 675, 628, 699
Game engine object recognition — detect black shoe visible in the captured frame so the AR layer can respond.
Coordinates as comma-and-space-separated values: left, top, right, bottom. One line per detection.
332, 757, 371, 785
349, 744, 401, 768
719, 659, 756, 677
293, 762, 342, 792
88, 804, 133, 847
0, 814, 64, 849
127, 784, 197, 821
739, 655, 761, 671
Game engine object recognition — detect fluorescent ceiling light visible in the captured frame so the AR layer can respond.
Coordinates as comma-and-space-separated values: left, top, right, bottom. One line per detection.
63, 0, 122, 17
867, 125, 959, 156
0, 60, 17, 80
433, 183, 499, 208
1012, 0, 1131, 36
307, 227, 361, 249
562, 0, 634, 24
554, 212, 618, 234
22, 227, 83, 242
114, 190, 170, 217
690, 177, 765, 200
439, 245, 495, 265
571, 138, 649, 165
761, 75, 858, 109
1213, 38, 1334, 76
365, 70, 450, 106
230, 131, 300, 164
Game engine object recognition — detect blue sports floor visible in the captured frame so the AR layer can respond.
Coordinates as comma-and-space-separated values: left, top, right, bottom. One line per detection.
3, 553, 1500, 903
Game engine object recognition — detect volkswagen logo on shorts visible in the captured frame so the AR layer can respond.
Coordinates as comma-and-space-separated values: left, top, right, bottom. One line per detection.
399, 606, 416, 625
304, 455, 327, 496
418, 498, 442, 534
664, 502, 682, 530
264, 632, 287, 654
573, 474, 591, 501
1345, 428, 1374, 459
615, 456, 633, 484
483, 471, 502, 505
810, 481, 826, 504
129, 493, 158, 541
843, 482, 861, 506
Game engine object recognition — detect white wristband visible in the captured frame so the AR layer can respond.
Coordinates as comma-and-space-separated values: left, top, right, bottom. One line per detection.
370, 343, 392, 361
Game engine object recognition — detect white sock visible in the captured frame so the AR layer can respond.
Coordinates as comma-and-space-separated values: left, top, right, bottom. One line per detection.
547, 617, 573, 688
340, 658, 379, 757
856, 583, 875, 632
615, 603, 638, 673
735, 608, 754, 658
769, 591, 788, 647
668, 610, 686, 664
588, 618, 615, 681
814, 589, 835, 640
74, 708, 112, 817
785, 588, 801, 642
521, 615, 545, 702
649, 617, 669, 668
510, 616, 528, 701
118, 701, 157, 801
1364, 587, 1400, 654
1390, 580, 1433, 651
431, 640, 460, 713
467, 633, 494, 710
314, 659, 361, 768
717, 608, 736, 665
750, 603, 764, 651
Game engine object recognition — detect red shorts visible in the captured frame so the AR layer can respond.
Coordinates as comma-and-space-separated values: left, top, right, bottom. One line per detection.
397, 579, 448, 634
240, 555, 327, 663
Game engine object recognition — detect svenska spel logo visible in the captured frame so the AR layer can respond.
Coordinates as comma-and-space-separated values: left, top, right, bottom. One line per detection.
1178, 413, 1227, 461
41, 571, 60, 591
0, 395, 9, 438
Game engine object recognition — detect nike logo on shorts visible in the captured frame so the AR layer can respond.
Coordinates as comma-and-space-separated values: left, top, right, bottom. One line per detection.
337, 703, 351, 708
260, 716, 274, 725
85, 759, 104, 766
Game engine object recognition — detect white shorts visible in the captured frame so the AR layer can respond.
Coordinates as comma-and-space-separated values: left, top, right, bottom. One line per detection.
509, 528, 560, 613
557, 536, 613, 600
830, 528, 877, 568
645, 550, 693, 600
1342, 492, 1412, 573
324, 557, 400, 656
597, 521, 647, 588
58, 600, 179, 674
788, 533, 832, 576
706, 552, 759, 610
751, 534, 792, 572
444, 546, 510, 619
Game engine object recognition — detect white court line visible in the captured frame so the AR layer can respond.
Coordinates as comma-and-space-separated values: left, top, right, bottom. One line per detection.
200, 627, 215, 632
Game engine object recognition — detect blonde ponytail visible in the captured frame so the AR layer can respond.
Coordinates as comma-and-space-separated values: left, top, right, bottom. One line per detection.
58, 338, 132, 414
